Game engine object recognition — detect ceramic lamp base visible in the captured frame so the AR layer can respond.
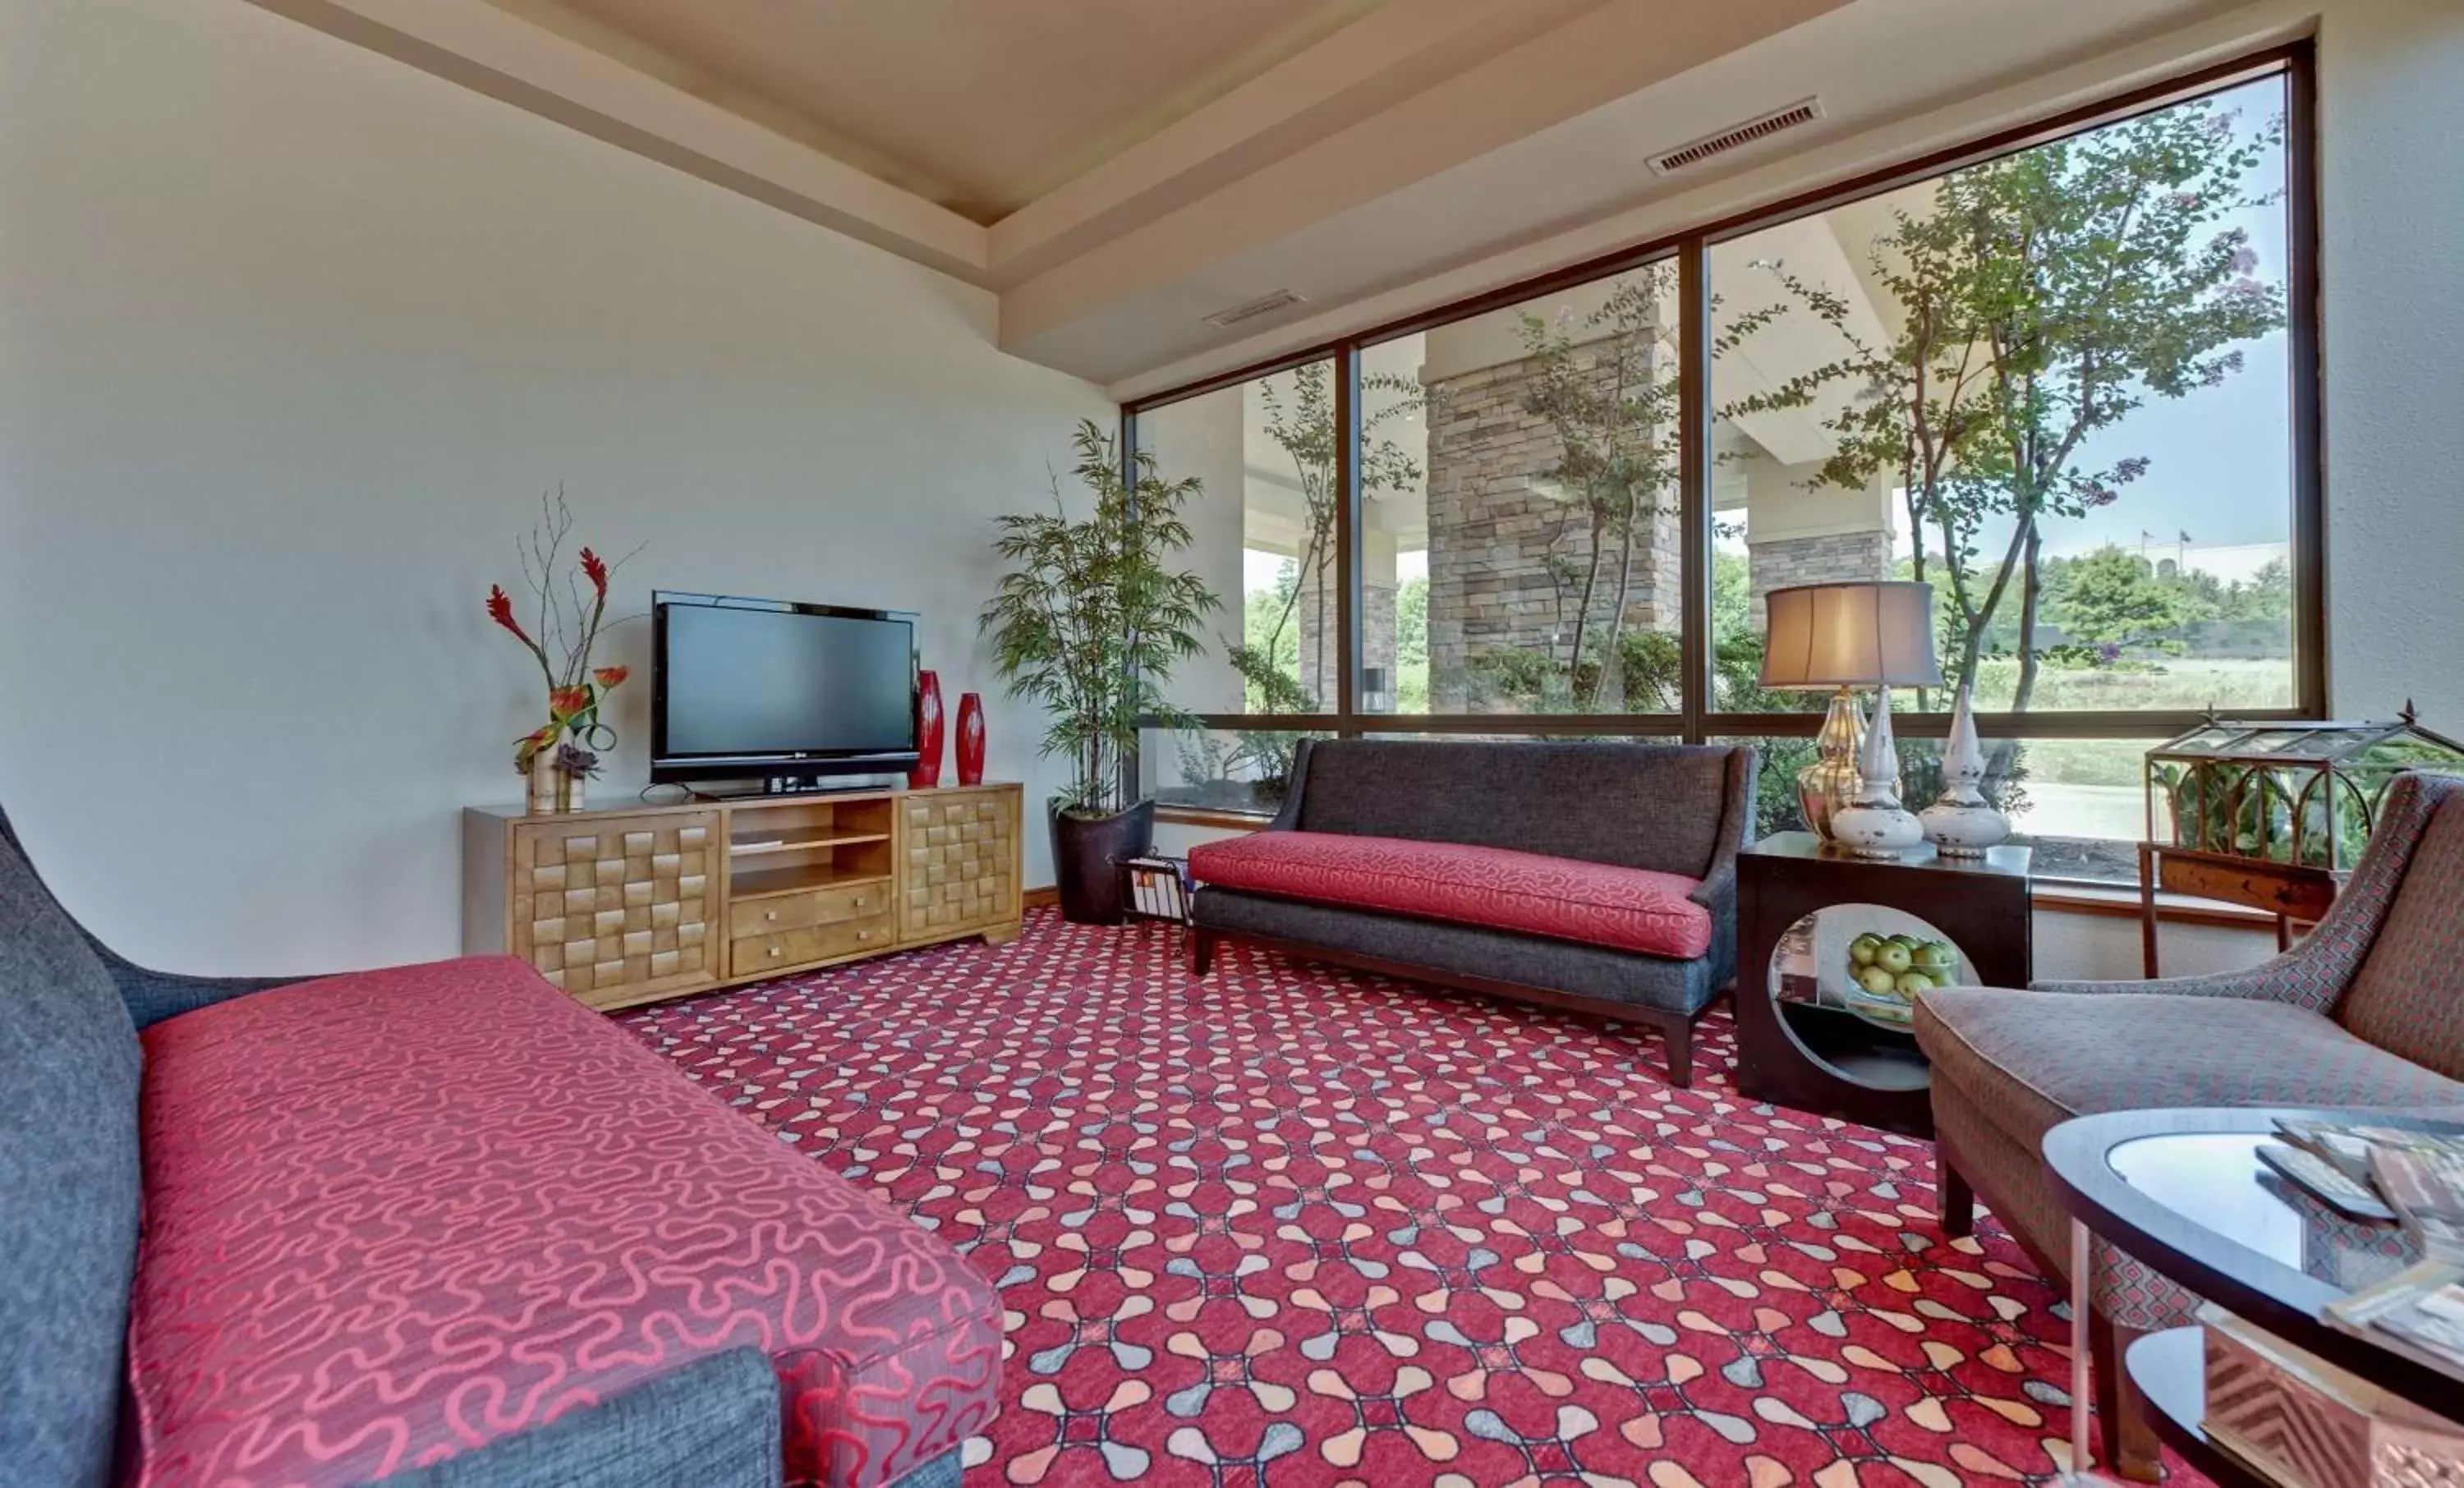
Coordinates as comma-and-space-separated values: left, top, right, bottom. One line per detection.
1920, 801, 2008, 858
1832, 803, 1925, 859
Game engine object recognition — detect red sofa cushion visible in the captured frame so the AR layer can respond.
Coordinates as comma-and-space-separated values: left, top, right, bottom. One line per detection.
128, 956, 998, 1487
1188, 830, 1712, 958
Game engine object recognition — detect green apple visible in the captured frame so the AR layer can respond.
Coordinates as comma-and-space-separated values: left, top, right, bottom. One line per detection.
1896, 971, 1937, 995
1856, 965, 1900, 997
1876, 942, 1914, 975
1911, 941, 1955, 972
1849, 934, 1882, 967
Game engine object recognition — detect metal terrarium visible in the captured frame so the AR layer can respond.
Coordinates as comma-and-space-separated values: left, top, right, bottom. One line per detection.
2145, 707, 2464, 873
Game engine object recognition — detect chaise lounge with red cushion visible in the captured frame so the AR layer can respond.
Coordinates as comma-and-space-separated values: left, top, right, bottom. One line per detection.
0, 803, 995, 1488
1186, 739, 1756, 1085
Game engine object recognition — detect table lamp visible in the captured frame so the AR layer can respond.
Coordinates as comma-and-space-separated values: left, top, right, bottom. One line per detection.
1757, 581, 1942, 852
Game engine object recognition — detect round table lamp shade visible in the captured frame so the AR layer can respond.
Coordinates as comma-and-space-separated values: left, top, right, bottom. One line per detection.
1758, 581, 1942, 847
1758, 581, 1943, 690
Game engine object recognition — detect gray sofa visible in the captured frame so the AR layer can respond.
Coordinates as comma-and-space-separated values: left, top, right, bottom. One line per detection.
1185, 739, 1757, 1086
0, 801, 976, 1488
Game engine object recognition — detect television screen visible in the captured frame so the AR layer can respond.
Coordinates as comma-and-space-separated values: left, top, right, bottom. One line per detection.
653, 596, 916, 779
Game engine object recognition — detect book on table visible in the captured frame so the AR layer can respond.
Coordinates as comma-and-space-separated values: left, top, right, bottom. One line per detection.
2324, 1262, 2464, 1385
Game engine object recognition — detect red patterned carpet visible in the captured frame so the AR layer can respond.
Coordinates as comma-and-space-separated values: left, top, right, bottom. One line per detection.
622, 910, 2190, 1487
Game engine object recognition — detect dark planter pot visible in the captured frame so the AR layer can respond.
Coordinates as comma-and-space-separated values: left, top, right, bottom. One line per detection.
1048, 798, 1155, 925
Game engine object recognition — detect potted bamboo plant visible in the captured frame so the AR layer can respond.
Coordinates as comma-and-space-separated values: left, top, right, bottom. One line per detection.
983, 420, 1219, 924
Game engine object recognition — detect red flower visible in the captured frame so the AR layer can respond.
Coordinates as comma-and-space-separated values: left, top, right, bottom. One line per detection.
580, 547, 609, 599
549, 685, 592, 719
593, 664, 629, 689
485, 585, 533, 644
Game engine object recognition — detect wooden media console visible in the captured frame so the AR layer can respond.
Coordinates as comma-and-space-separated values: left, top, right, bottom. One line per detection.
463, 782, 1023, 1012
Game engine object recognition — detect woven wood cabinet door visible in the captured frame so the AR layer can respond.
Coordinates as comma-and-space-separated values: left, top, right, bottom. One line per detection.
509, 811, 719, 1008
900, 787, 1020, 941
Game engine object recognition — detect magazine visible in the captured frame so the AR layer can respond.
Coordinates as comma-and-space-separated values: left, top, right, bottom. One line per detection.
2268, 1119, 2464, 1258
2367, 1141, 2464, 1265
2324, 1261, 2464, 1384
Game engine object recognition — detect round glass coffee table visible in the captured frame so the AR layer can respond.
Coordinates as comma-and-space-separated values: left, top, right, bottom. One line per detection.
2043, 1107, 2457, 1485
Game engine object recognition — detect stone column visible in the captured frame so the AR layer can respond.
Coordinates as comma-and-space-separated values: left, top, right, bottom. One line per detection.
1422, 326, 1676, 711
1740, 454, 1896, 629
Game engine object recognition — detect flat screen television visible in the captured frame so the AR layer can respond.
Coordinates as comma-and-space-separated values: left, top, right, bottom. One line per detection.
651, 592, 918, 787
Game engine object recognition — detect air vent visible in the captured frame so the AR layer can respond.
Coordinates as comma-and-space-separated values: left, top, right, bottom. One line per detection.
1203, 289, 1308, 329
1647, 98, 1824, 176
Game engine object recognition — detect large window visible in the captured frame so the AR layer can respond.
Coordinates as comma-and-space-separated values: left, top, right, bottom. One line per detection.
1124, 50, 2317, 884
1363, 258, 1687, 718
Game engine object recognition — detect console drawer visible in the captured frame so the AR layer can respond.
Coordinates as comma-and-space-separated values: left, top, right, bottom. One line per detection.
730, 912, 895, 975
729, 881, 890, 939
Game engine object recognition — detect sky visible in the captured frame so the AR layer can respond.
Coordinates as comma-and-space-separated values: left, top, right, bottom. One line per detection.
2053, 77, 2292, 561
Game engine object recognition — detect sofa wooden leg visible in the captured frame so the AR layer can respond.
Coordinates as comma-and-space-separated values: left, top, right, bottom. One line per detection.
1186, 928, 1216, 976
2091, 1311, 2163, 1483
1662, 1018, 1693, 1088
1938, 1154, 1974, 1238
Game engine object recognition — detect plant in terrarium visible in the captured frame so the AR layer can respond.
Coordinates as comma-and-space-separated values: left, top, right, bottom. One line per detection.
485, 490, 638, 812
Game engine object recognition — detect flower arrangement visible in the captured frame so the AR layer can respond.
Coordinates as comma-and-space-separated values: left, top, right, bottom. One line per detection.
486, 493, 636, 811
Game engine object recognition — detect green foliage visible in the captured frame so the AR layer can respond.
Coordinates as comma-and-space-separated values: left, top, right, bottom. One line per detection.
1240, 560, 1301, 706
1250, 365, 1429, 698
1395, 576, 1429, 668
1762, 98, 2287, 714
1515, 274, 1687, 709
982, 420, 1222, 815
2044, 544, 2194, 652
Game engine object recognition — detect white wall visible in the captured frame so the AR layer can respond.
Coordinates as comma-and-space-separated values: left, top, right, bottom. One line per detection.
2315, 0, 2464, 723
0, 0, 1107, 974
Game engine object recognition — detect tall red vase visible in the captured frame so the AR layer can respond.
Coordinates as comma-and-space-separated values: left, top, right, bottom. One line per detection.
955, 692, 986, 786
909, 669, 944, 788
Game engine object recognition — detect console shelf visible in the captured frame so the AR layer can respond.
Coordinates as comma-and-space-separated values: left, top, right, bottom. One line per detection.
728, 832, 893, 857
463, 783, 1023, 1012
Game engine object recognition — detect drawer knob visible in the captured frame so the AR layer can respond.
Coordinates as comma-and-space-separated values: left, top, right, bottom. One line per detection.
765, 909, 779, 922
768, 946, 782, 958
853, 896, 867, 907
857, 930, 871, 942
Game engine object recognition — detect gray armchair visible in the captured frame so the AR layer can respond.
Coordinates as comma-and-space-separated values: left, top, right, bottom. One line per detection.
1914, 769, 2464, 1480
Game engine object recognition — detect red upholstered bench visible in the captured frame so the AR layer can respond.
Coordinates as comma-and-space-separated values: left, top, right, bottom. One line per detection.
128, 955, 998, 1486
1188, 831, 1712, 959
1184, 739, 1758, 1086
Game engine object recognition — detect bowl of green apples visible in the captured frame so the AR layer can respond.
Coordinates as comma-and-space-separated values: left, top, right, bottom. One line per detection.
1812, 908, 1967, 1026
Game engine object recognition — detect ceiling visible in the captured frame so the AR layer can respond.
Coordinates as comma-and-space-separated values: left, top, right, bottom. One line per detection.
524, 0, 1394, 223
251, 0, 2292, 392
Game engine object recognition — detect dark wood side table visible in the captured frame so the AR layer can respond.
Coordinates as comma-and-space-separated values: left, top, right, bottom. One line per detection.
2043, 1108, 2460, 1486
1734, 833, 2032, 1137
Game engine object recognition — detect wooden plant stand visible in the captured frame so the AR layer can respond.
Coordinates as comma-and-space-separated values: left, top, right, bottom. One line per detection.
2136, 843, 2338, 976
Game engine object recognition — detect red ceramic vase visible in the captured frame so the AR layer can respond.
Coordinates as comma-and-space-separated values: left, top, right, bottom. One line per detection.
955, 692, 986, 785
910, 669, 945, 788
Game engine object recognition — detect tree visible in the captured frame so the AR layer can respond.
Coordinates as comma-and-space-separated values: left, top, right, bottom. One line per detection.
1251, 364, 1427, 705
2048, 544, 2192, 651
1395, 574, 1429, 666
1515, 274, 1685, 710
1781, 97, 2287, 714
1506, 267, 1826, 710
2219, 558, 2293, 626
1241, 559, 1301, 705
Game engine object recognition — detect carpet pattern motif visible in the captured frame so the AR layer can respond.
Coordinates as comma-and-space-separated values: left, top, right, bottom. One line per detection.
622, 912, 2163, 1486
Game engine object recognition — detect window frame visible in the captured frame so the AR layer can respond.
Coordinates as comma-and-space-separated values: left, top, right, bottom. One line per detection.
1123, 42, 2324, 872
